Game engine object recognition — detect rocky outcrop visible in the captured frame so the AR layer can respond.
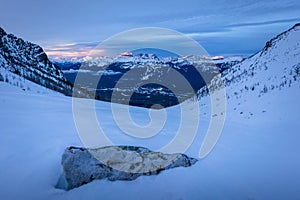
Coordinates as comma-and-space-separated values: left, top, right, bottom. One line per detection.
0, 27, 72, 95
58, 146, 197, 190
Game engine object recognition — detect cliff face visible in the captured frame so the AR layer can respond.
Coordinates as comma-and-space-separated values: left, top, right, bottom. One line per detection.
0, 27, 72, 95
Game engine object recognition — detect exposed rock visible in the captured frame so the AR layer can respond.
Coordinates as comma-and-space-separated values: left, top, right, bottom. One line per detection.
58, 146, 197, 190
0, 26, 73, 95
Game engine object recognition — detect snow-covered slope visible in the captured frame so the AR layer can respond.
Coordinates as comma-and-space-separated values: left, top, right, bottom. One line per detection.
0, 70, 299, 199
0, 27, 72, 95
198, 23, 300, 121
0, 67, 64, 95
223, 23, 300, 98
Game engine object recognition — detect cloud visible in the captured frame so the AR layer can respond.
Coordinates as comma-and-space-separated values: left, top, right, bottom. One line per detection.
44, 42, 98, 58
227, 18, 300, 28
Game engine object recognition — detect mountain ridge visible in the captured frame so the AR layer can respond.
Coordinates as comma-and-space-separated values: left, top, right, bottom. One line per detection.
197, 22, 300, 122
199, 22, 300, 96
0, 27, 73, 95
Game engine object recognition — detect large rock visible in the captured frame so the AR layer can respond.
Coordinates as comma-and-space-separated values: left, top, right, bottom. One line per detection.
57, 146, 198, 190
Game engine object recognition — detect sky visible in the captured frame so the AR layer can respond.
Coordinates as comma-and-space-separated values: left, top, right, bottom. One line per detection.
0, 0, 300, 58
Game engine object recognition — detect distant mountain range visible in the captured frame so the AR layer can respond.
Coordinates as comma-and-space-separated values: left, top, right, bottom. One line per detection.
52, 52, 243, 107
51, 54, 244, 72
50, 51, 244, 107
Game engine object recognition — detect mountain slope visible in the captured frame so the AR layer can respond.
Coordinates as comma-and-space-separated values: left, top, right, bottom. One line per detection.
223, 23, 300, 96
198, 23, 300, 120
0, 27, 72, 95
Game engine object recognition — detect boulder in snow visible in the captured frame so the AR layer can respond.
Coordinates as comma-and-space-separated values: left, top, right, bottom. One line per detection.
57, 146, 197, 190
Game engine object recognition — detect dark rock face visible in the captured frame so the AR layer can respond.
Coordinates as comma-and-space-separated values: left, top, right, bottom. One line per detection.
0, 27, 72, 95
58, 146, 198, 190
0, 27, 6, 38
261, 23, 300, 55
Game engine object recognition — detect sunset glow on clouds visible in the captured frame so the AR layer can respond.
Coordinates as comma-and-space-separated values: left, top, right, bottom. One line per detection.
44, 43, 97, 59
